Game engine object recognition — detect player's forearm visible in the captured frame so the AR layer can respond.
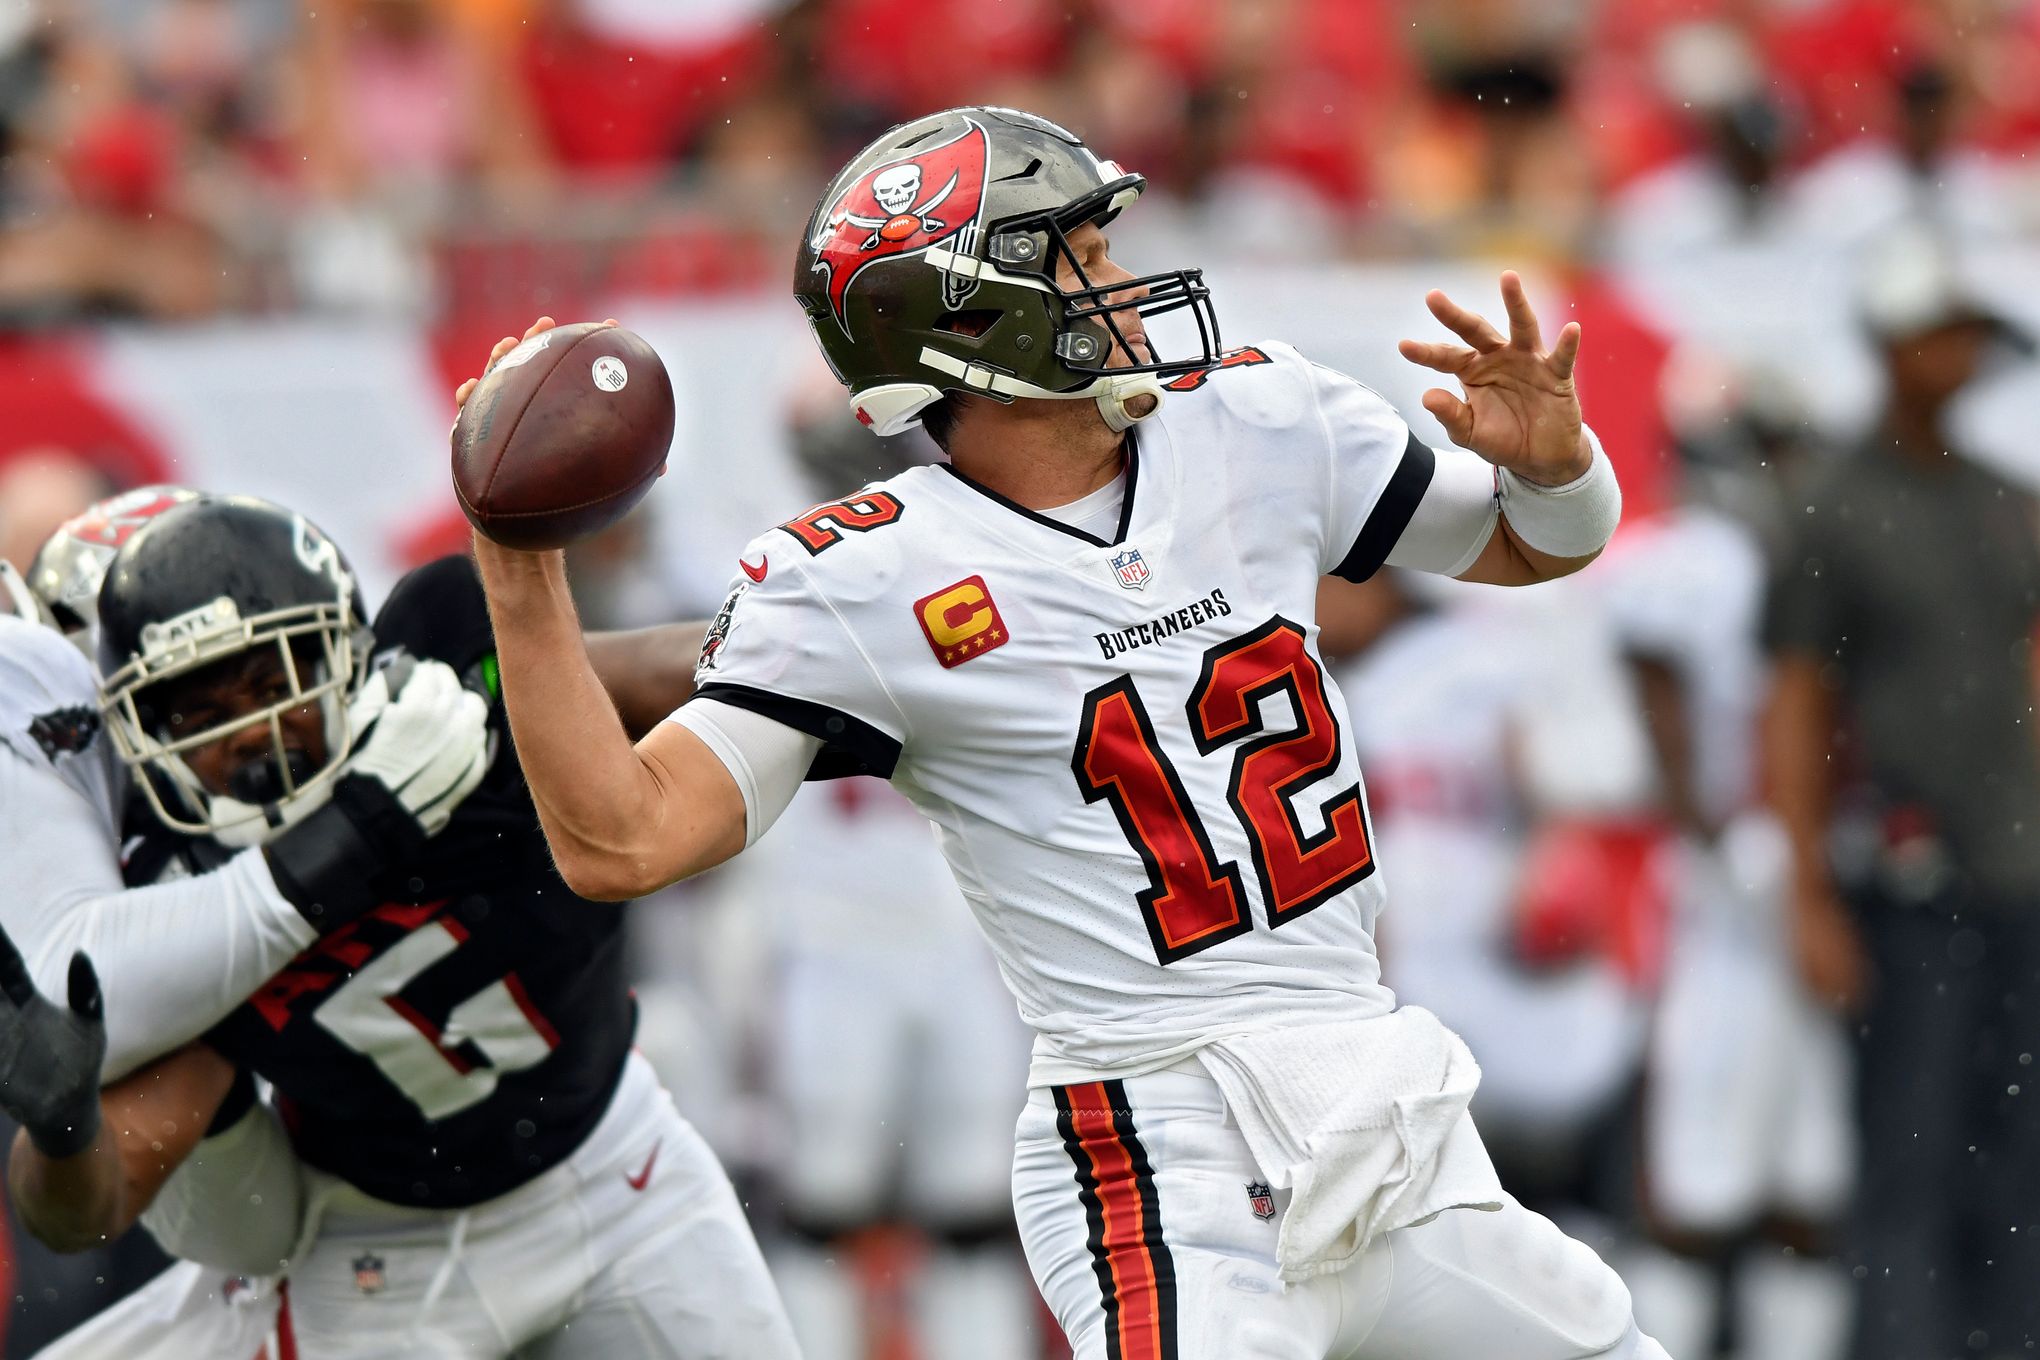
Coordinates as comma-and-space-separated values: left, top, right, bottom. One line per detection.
1464, 428, 1617, 585
9, 1124, 124, 1252
8, 795, 315, 1079
1764, 655, 1838, 894
472, 541, 684, 897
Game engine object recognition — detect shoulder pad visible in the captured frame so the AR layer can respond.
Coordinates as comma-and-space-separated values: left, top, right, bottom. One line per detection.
1155, 341, 1323, 433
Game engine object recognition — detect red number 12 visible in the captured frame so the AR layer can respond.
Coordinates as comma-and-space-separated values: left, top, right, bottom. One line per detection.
1072, 617, 1373, 964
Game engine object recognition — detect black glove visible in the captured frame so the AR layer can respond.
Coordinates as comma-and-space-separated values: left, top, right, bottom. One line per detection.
0, 926, 106, 1159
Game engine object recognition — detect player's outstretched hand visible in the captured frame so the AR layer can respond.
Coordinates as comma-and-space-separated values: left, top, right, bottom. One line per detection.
1398, 272, 1588, 487
0, 926, 106, 1159
347, 655, 492, 837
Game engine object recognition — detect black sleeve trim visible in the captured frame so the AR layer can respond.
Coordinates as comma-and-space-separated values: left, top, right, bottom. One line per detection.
1331, 431, 1436, 583
690, 682, 902, 782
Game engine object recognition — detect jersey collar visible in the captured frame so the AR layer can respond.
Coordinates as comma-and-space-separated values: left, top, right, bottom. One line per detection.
936, 431, 1141, 550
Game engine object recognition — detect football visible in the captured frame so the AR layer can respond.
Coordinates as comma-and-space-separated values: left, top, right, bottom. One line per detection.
450, 322, 676, 551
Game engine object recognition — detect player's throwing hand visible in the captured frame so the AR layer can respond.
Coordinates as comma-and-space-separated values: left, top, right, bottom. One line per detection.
1399, 271, 1588, 487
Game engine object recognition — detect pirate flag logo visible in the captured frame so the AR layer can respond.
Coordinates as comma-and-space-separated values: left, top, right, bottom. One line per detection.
809, 120, 991, 333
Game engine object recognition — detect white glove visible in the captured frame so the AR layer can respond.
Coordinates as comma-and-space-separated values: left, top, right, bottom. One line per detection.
347, 656, 492, 837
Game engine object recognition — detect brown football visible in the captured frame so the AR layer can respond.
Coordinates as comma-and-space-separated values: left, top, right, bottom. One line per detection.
450, 322, 676, 551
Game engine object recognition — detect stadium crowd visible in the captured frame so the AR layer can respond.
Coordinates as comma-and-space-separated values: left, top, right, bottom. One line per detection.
5, 1, 2040, 1358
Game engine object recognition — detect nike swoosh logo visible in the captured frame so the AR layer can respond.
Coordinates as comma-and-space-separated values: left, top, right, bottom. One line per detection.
625, 1139, 661, 1191
740, 556, 768, 583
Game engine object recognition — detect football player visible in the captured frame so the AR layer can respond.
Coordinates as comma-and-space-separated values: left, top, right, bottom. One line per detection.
5, 496, 798, 1358
463, 107, 1667, 1358
0, 485, 492, 1355
3, 485, 491, 1081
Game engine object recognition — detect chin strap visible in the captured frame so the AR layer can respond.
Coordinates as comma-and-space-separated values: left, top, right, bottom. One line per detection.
906, 349, 1170, 434
1095, 373, 1167, 433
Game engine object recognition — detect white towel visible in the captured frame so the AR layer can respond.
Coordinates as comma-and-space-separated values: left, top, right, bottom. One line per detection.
1197, 1006, 1504, 1282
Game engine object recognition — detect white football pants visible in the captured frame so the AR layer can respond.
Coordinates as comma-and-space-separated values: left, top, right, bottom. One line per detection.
35, 1053, 797, 1359
1013, 1062, 1672, 1359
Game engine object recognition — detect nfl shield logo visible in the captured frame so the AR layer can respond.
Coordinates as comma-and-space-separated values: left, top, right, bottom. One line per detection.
1246, 1181, 1276, 1222
353, 1253, 387, 1295
1110, 548, 1151, 591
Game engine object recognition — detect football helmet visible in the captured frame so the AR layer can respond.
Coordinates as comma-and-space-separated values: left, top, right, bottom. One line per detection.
96, 496, 370, 843
793, 106, 1222, 437
27, 485, 201, 645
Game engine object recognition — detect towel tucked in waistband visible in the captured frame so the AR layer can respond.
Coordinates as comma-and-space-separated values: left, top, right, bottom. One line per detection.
1197, 1005, 1504, 1283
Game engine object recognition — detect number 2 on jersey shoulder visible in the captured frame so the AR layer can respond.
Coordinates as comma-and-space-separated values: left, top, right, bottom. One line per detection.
1073, 617, 1374, 964
779, 491, 905, 554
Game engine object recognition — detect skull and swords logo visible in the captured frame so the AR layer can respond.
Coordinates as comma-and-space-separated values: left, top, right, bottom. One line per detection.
845, 163, 960, 250
808, 120, 990, 332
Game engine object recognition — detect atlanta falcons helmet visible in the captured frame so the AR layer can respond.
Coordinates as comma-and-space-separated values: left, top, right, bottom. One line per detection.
793, 106, 1222, 437
96, 496, 371, 843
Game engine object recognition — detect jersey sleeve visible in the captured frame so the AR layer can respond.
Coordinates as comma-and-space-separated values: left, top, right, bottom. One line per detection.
1275, 349, 1439, 582
0, 743, 316, 1080
679, 537, 908, 781
0, 616, 121, 815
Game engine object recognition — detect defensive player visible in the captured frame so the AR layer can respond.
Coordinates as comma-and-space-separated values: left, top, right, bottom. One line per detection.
3, 485, 491, 1082
6, 496, 797, 1357
464, 107, 1667, 1358
0, 485, 495, 1355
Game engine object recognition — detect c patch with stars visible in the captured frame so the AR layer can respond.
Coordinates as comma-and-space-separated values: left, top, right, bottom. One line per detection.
914, 575, 1009, 669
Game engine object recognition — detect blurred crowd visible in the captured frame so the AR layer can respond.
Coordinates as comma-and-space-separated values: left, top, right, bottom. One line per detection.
6, 1, 2040, 1359
4, 0, 2040, 320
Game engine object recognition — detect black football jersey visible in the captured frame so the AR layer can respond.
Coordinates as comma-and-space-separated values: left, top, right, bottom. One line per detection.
124, 556, 636, 1208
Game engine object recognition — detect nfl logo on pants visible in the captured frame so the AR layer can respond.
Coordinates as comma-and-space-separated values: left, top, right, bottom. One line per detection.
1246, 1180, 1276, 1222
1110, 548, 1151, 591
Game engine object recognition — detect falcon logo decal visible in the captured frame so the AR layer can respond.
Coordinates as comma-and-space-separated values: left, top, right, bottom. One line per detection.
28, 705, 99, 762
809, 121, 990, 333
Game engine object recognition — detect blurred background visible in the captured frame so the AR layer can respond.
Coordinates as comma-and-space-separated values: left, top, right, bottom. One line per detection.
6, 0, 2040, 1357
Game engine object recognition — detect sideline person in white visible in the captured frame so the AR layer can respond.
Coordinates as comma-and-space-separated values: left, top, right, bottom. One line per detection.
460, 107, 1669, 1360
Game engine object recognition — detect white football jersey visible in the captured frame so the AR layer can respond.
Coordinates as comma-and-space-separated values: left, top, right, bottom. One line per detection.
0, 615, 121, 831
1, 614, 319, 1078
691, 342, 1438, 1084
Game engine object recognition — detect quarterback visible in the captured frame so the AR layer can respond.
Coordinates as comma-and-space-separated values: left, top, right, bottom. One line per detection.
466, 107, 1666, 1358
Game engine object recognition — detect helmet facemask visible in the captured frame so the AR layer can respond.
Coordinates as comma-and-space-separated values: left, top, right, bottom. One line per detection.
914, 177, 1221, 432
100, 593, 367, 846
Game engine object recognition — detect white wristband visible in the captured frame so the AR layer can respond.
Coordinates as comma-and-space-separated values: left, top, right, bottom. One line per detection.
1496, 428, 1621, 558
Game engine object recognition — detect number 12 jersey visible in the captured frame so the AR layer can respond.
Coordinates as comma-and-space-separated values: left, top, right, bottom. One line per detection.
691, 342, 1443, 1085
